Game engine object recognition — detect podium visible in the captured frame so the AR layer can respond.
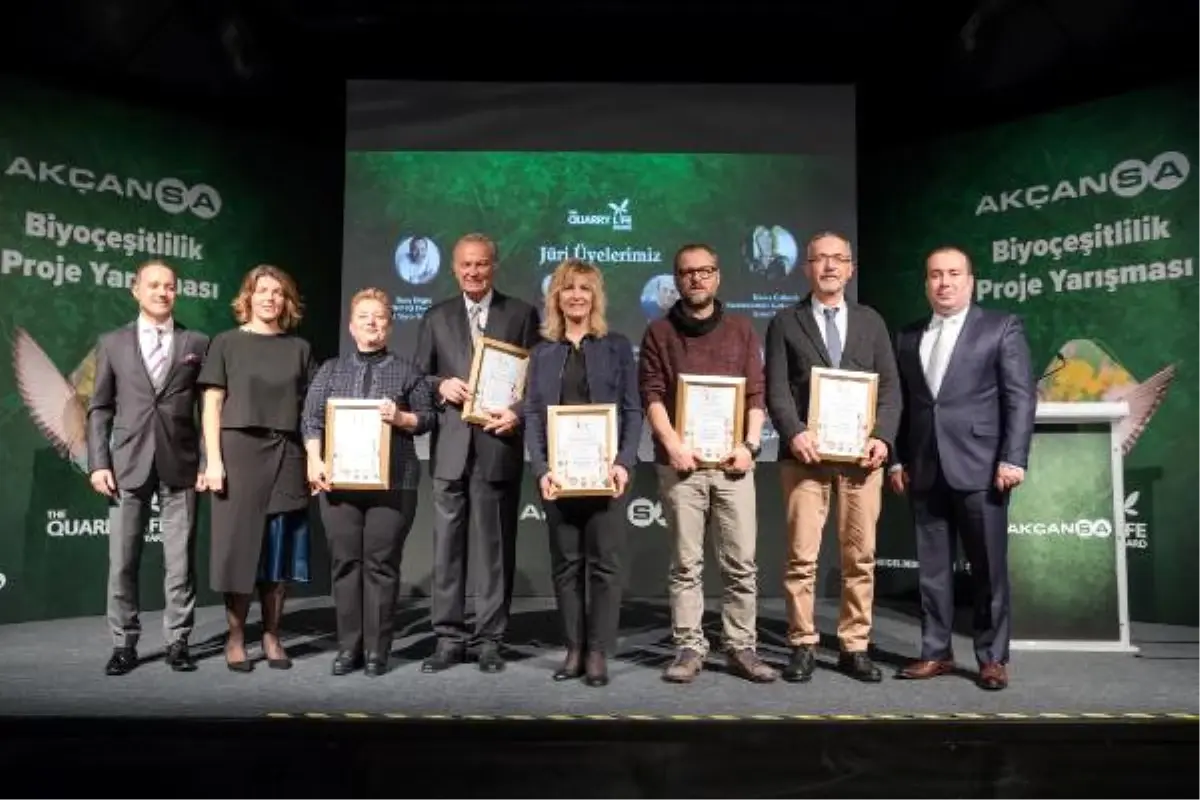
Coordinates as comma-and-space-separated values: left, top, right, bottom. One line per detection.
1008, 401, 1138, 653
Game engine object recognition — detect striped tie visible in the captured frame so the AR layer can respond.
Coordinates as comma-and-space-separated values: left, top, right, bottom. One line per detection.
146, 328, 168, 388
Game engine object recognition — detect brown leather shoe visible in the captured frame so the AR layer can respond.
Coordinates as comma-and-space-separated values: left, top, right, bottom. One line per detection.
662, 648, 704, 683
896, 659, 956, 680
978, 662, 1008, 691
726, 648, 779, 683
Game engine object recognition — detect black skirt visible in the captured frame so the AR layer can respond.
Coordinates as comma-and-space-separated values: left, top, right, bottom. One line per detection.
209, 427, 310, 594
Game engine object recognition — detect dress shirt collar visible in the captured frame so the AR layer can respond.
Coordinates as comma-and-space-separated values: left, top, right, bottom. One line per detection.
811, 294, 845, 316
930, 303, 970, 329
137, 314, 174, 336
464, 289, 494, 313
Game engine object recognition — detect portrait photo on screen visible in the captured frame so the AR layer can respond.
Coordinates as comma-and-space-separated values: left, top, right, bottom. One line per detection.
341, 81, 858, 460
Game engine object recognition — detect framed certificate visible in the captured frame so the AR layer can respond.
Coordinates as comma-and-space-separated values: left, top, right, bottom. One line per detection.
806, 367, 878, 463
547, 403, 618, 497
674, 374, 746, 466
463, 336, 531, 425
324, 398, 391, 490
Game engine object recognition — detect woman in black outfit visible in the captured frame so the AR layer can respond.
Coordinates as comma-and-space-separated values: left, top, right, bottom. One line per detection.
302, 287, 434, 676
199, 265, 317, 672
524, 258, 643, 686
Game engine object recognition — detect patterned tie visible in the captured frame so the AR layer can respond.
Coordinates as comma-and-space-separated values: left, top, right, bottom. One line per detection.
146, 327, 168, 389
468, 303, 484, 346
822, 306, 842, 368
925, 318, 950, 396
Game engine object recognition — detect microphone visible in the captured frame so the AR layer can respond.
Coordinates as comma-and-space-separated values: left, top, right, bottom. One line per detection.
1041, 353, 1067, 381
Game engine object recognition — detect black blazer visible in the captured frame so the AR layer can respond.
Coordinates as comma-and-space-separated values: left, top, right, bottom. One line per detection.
414, 290, 541, 482
764, 295, 902, 460
523, 332, 643, 480
86, 321, 210, 490
893, 304, 1037, 493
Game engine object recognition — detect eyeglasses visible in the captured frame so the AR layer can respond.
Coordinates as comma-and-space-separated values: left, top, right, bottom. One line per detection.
676, 266, 719, 281
809, 254, 852, 265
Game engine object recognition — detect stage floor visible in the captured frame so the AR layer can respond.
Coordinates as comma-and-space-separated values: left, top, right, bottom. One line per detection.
0, 596, 1195, 721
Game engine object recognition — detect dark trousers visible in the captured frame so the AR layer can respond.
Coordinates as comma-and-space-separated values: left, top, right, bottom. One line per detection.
430, 473, 519, 647
544, 495, 626, 655
911, 466, 1012, 666
320, 489, 417, 657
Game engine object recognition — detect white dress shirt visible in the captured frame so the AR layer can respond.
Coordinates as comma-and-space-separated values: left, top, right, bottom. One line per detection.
811, 295, 847, 352
464, 289, 494, 335
920, 304, 969, 389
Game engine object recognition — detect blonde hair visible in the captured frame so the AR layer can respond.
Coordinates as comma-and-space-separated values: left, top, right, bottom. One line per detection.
231, 264, 304, 331
349, 286, 391, 316
541, 258, 609, 341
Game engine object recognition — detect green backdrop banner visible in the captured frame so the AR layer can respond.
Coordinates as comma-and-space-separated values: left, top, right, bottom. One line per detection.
0, 78, 332, 624
863, 84, 1198, 626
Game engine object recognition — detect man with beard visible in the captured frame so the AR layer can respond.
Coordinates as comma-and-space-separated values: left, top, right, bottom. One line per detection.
638, 243, 778, 684
763, 231, 901, 684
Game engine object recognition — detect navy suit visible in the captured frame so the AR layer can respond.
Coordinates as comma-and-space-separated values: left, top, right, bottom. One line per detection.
524, 332, 642, 655
893, 304, 1036, 665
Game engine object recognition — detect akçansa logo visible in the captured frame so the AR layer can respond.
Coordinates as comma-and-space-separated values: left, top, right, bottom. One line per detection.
1008, 518, 1113, 538
3, 156, 223, 220
975, 151, 1191, 215
11, 327, 96, 475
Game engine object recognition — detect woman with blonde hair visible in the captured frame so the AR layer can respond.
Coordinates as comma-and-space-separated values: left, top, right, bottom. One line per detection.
301, 287, 433, 676
198, 265, 317, 671
523, 258, 642, 686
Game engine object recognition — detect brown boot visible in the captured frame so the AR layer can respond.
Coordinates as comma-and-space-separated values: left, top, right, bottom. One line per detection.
727, 648, 779, 683
662, 648, 704, 683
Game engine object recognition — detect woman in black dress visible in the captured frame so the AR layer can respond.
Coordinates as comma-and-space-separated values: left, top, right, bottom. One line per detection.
199, 265, 317, 671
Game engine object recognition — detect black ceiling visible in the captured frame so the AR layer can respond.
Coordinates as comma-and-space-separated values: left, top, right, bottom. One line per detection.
1, 0, 1195, 139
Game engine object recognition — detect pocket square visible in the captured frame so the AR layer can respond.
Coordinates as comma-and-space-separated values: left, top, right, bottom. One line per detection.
182, 353, 202, 365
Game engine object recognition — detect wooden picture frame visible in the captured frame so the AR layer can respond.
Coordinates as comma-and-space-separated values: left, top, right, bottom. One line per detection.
806, 367, 878, 463
674, 373, 746, 467
547, 403, 618, 497
324, 397, 391, 490
462, 336, 531, 425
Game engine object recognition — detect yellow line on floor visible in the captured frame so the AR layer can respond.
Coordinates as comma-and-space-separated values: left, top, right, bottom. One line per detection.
263, 711, 1197, 723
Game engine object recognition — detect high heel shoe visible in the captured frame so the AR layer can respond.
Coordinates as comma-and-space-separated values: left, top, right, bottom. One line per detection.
584, 652, 609, 687
225, 644, 253, 673
263, 635, 292, 670
553, 649, 584, 681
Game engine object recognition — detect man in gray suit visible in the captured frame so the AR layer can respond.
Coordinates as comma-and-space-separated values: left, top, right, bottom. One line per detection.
890, 246, 1036, 691
86, 260, 210, 675
414, 233, 541, 673
764, 231, 901, 684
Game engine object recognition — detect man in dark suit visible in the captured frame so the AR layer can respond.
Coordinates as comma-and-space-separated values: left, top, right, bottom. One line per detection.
414, 232, 541, 673
764, 231, 901, 684
890, 246, 1036, 691
86, 259, 210, 676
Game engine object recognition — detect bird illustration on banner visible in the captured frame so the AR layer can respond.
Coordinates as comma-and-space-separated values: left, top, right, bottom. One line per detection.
1036, 338, 1176, 456
11, 327, 98, 474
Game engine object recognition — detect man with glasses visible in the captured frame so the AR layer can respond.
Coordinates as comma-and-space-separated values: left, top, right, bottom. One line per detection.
638, 243, 778, 684
764, 231, 901, 684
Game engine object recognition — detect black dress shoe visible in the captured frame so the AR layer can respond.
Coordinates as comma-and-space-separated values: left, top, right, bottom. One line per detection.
583, 652, 609, 687
421, 644, 464, 673
837, 651, 883, 683
332, 651, 362, 676
165, 641, 197, 672
477, 643, 506, 673
364, 653, 388, 677
781, 645, 816, 683
104, 647, 138, 676
553, 650, 584, 681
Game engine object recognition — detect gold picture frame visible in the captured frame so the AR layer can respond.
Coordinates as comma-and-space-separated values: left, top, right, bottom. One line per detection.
674, 373, 746, 467
323, 397, 391, 490
547, 403, 618, 497
806, 367, 878, 463
462, 336, 531, 425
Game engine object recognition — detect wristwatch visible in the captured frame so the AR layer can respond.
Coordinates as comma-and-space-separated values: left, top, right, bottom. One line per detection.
742, 440, 762, 460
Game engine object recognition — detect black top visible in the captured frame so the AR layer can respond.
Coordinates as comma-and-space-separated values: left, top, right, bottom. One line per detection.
559, 340, 591, 405
358, 347, 387, 396
197, 328, 318, 433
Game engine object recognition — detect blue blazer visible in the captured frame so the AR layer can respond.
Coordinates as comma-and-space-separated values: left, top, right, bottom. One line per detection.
524, 332, 643, 480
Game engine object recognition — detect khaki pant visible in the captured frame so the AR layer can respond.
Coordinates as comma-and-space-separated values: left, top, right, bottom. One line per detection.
781, 461, 882, 652
656, 466, 759, 656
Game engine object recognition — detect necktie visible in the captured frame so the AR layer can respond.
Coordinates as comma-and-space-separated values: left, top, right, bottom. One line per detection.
146, 328, 168, 389
822, 307, 842, 368
925, 318, 950, 396
468, 304, 484, 345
